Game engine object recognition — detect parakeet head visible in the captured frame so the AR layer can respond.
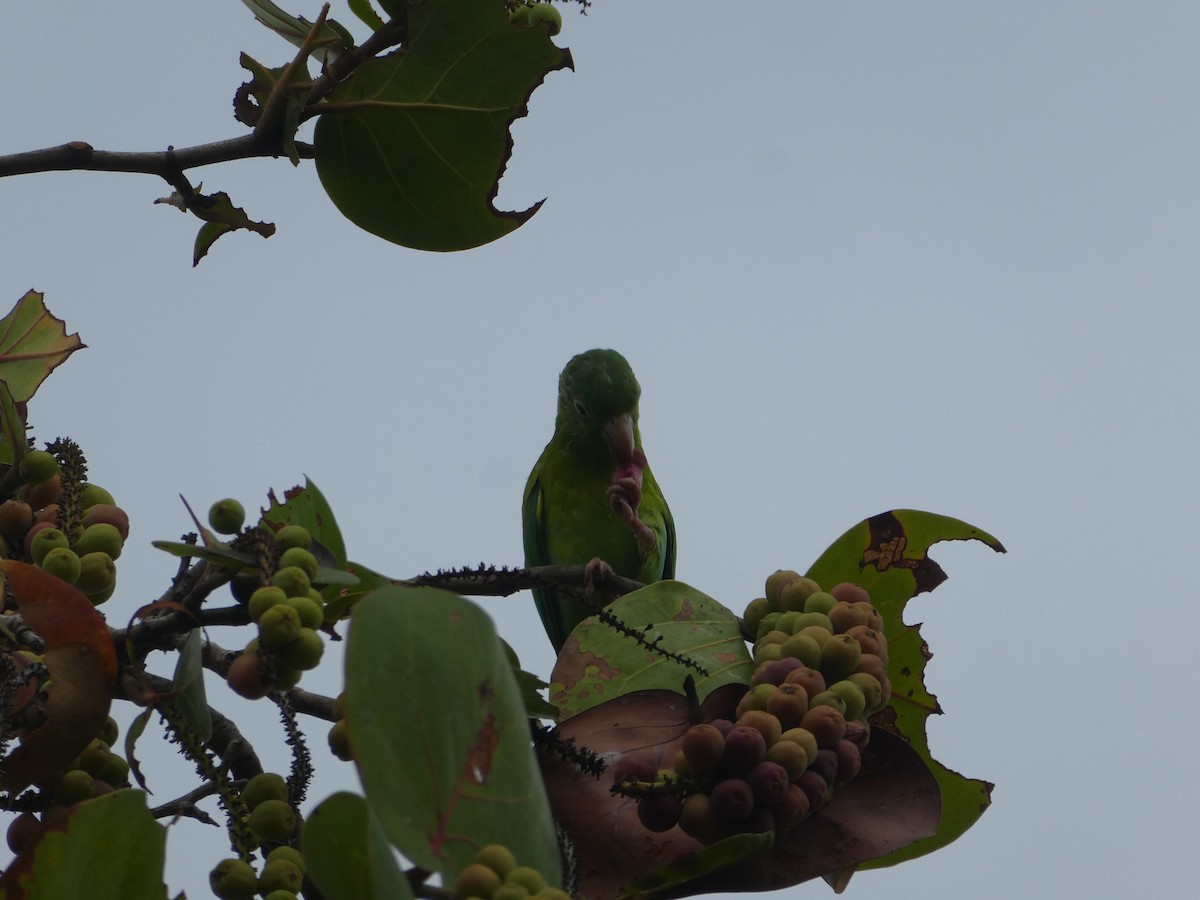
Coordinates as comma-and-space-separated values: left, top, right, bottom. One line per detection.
555, 349, 645, 467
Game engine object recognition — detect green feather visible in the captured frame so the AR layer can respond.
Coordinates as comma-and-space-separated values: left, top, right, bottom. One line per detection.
523, 350, 675, 651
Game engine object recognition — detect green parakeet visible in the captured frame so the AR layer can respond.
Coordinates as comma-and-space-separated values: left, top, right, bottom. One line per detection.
523, 349, 675, 651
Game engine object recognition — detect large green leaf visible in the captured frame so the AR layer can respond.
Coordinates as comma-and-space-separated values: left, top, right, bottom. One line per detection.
549, 580, 754, 720
304, 791, 412, 900
313, 0, 573, 250
345, 586, 561, 886
0, 290, 85, 403
804, 509, 1005, 872
0, 790, 166, 900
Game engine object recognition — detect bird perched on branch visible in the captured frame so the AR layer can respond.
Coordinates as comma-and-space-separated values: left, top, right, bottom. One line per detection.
523, 349, 675, 651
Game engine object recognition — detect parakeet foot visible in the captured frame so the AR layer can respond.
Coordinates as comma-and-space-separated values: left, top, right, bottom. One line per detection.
584, 557, 616, 595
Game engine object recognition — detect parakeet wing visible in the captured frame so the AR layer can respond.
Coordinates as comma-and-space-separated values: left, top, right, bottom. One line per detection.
522, 461, 568, 649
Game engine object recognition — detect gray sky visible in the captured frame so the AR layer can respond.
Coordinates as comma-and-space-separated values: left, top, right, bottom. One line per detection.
3, 2, 1197, 898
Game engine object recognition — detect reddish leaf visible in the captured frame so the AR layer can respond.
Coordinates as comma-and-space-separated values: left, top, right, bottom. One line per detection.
541, 686, 939, 899
539, 686, 740, 898
0, 561, 117, 794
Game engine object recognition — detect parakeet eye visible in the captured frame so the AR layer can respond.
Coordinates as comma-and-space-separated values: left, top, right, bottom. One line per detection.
573, 399, 588, 417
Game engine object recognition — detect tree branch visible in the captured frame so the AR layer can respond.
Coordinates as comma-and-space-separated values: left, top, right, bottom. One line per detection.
0, 9, 405, 187
0, 137, 315, 183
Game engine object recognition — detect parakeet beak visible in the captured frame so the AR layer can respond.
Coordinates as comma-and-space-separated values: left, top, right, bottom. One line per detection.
603, 413, 646, 470
605, 412, 648, 524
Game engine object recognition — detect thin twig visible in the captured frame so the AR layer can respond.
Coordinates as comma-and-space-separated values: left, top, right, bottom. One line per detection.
149, 780, 222, 825
255, 3, 332, 149
401, 563, 645, 599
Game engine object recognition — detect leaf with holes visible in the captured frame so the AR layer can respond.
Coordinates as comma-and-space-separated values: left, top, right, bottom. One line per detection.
313, 0, 573, 250
345, 586, 560, 886
550, 580, 753, 721
804, 509, 1004, 875
189, 191, 276, 265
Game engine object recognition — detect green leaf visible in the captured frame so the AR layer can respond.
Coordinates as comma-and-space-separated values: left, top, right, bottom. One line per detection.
0, 378, 25, 467
260, 478, 348, 568
231, 53, 310, 165
155, 188, 276, 264
313, 0, 573, 251
123, 708, 153, 793
189, 192, 276, 265
501, 638, 558, 720
303, 791, 412, 900
804, 509, 1005, 872
0, 790, 166, 900
0, 290, 86, 403
150, 540, 257, 570
549, 580, 754, 720
171, 628, 212, 743
347, 0, 386, 31
345, 586, 560, 886
512, 665, 558, 720
323, 560, 392, 620
240, 0, 354, 63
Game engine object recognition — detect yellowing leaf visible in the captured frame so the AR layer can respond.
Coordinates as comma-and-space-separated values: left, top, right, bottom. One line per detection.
0, 291, 85, 403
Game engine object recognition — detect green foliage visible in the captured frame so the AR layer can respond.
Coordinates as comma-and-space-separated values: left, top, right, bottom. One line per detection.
303, 792, 413, 900
314, 0, 573, 250
550, 580, 754, 719
0, 0, 1008, 885
0, 790, 166, 900
240, 0, 354, 63
171, 628, 213, 743
261, 478, 348, 569
346, 0, 386, 32
345, 586, 562, 887
188, 192, 277, 266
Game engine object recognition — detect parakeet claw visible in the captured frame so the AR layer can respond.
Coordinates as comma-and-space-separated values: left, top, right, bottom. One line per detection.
608, 484, 658, 554
584, 557, 617, 596
607, 474, 643, 515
